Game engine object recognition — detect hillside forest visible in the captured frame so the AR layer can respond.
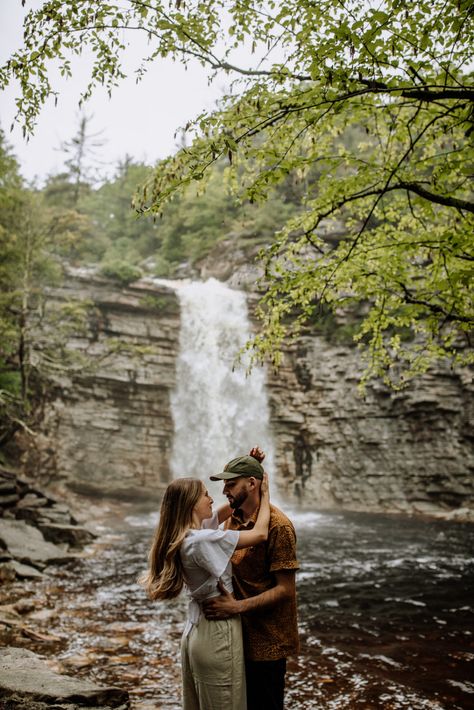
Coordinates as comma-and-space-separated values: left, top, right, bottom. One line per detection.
0, 114, 317, 448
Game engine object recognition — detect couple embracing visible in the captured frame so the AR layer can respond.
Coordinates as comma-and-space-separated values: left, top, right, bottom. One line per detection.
141, 447, 299, 710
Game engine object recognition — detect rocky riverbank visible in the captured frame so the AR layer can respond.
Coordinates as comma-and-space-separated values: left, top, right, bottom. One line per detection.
2, 502, 472, 710
0, 467, 95, 582
0, 647, 129, 710
0, 469, 130, 709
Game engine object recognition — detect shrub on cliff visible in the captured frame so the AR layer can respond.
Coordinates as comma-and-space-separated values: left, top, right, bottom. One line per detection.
100, 260, 143, 285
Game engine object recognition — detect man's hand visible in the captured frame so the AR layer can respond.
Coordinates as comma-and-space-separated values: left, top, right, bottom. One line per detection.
204, 571, 296, 619
249, 446, 265, 463
202, 582, 241, 620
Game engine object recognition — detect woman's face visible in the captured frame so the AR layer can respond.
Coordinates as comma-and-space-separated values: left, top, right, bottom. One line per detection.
193, 485, 214, 523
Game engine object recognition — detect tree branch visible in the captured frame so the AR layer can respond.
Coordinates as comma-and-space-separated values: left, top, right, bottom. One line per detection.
401, 87, 474, 102
398, 283, 474, 324
396, 181, 474, 213
356, 79, 474, 103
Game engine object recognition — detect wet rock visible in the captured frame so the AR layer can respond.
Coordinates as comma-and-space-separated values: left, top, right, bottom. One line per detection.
0, 519, 74, 568
13, 599, 38, 615
2, 559, 43, 582
442, 507, 474, 523
17, 493, 50, 508
16, 504, 74, 526
0, 481, 16, 494
0, 493, 20, 507
38, 522, 95, 547
29, 607, 56, 622
14, 506, 48, 524
411, 501, 448, 515
9, 560, 44, 579
0, 647, 130, 708
0, 604, 22, 627
0, 562, 16, 583
0, 470, 96, 581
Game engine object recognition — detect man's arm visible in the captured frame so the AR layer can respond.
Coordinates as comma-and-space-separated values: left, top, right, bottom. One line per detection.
202, 570, 296, 619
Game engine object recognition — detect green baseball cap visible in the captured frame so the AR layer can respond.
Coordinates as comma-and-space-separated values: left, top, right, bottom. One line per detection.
210, 455, 264, 481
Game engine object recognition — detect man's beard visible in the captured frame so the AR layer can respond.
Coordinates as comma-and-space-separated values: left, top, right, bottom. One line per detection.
228, 489, 248, 510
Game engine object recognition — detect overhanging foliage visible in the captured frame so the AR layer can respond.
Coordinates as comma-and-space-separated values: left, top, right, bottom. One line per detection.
2, 0, 473, 385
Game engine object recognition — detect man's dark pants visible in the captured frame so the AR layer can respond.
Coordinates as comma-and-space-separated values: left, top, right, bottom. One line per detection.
245, 658, 287, 710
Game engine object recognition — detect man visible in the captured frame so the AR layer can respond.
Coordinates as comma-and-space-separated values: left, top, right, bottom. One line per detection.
203, 448, 299, 710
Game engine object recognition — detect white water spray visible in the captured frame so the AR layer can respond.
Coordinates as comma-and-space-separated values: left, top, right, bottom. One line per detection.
167, 278, 274, 488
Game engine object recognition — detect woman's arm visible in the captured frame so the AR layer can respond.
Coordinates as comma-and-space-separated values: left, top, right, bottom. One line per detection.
235, 472, 270, 549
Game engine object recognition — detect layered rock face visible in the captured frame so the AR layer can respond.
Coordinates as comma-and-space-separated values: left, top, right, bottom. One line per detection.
194, 244, 473, 515
267, 336, 473, 514
22, 269, 473, 515
26, 271, 180, 500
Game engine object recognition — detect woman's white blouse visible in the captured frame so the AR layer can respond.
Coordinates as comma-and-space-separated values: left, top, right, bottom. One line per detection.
180, 511, 239, 635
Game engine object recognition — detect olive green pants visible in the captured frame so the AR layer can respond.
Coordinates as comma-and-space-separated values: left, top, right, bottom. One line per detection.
181, 615, 246, 710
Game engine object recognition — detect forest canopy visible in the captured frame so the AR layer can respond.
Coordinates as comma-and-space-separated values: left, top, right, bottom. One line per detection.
1, 0, 473, 387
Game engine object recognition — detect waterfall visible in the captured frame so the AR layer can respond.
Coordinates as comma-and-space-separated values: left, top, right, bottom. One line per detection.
167, 278, 274, 491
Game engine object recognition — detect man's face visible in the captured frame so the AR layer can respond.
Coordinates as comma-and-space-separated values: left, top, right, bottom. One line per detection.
223, 477, 249, 509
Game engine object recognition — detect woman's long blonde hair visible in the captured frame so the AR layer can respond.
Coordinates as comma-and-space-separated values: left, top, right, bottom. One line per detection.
139, 477, 203, 600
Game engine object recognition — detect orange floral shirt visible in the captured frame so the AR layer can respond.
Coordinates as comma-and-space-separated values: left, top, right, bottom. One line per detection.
225, 504, 300, 661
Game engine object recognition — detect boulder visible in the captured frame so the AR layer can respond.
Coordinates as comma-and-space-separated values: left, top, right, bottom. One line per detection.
0, 471, 96, 581
9, 560, 44, 579
38, 522, 95, 547
17, 493, 49, 508
15, 505, 74, 526
0, 647, 129, 707
0, 519, 75, 568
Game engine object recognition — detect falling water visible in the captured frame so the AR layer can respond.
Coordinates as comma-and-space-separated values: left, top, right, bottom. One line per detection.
168, 278, 274, 485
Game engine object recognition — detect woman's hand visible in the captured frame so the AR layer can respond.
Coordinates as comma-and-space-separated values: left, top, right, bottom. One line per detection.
250, 446, 265, 463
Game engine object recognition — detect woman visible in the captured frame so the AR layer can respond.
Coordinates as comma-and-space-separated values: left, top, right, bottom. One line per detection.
141, 471, 270, 710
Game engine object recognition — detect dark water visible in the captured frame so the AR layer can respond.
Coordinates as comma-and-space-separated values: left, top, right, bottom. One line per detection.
289, 511, 474, 709
2, 508, 474, 709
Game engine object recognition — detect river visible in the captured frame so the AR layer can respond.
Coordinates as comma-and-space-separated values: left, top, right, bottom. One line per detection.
2, 507, 473, 709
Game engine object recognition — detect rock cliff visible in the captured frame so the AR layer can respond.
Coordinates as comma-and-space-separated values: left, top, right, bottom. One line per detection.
267, 337, 473, 515
18, 267, 474, 517
196, 242, 473, 516
22, 270, 180, 501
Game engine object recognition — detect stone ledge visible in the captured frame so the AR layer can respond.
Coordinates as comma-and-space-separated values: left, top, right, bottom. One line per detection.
0, 647, 129, 708
0, 469, 96, 580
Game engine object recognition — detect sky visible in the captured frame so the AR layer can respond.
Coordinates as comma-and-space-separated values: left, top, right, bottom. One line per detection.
0, 0, 232, 185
